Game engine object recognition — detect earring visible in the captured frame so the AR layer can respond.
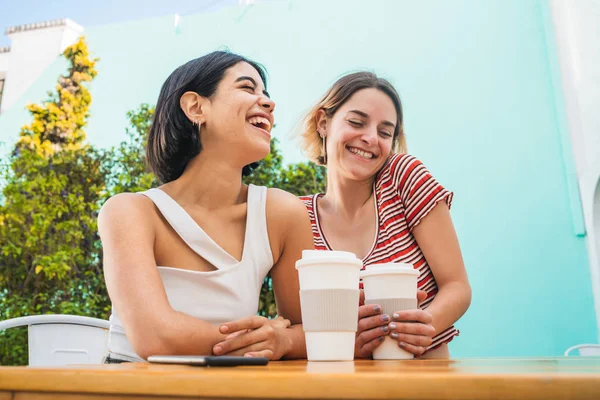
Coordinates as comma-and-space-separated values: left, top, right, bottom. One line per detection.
321, 132, 327, 164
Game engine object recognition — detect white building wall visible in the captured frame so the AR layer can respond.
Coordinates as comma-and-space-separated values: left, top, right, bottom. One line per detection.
0, 19, 84, 114
550, 0, 600, 341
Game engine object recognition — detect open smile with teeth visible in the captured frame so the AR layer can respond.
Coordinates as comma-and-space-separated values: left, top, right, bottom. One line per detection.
347, 146, 375, 160
247, 116, 272, 133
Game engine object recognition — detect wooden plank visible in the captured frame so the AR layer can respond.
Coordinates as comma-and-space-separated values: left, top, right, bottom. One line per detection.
0, 392, 13, 400
0, 358, 599, 400
14, 393, 227, 400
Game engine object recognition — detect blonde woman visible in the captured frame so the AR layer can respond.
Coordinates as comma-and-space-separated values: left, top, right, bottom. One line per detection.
297, 72, 471, 359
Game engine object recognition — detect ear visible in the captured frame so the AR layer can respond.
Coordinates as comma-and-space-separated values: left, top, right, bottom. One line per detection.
180, 91, 208, 124
315, 109, 328, 138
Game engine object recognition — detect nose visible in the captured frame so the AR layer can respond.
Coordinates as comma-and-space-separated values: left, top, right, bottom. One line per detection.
259, 95, 275, 113
360, 127, 378, 146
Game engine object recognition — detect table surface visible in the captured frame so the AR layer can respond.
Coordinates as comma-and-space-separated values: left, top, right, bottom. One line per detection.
1, 357, 600, 400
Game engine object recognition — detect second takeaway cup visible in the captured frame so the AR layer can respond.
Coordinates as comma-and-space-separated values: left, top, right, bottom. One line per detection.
296, 250, 362, 361
360, 263, 419, 360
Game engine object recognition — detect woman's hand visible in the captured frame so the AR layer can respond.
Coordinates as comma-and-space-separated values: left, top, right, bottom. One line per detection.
212, 316, 292, 360
354, 289, 389, 358
387, 292, 435, 357
355, 290, 428, 358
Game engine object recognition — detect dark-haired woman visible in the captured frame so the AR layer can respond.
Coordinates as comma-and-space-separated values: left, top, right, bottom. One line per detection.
98, 52, 313, 363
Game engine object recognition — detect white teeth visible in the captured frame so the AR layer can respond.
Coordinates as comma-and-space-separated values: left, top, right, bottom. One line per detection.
348, 147, 374, 159
247, 116, 271, 130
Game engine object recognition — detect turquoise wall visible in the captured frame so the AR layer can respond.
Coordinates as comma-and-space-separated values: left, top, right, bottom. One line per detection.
0, 0, 597, 357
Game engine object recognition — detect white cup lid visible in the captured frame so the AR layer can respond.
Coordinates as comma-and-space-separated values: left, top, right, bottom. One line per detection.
301, 250, 357, 259
359, 262, 419, 278
296, 250, 362, 269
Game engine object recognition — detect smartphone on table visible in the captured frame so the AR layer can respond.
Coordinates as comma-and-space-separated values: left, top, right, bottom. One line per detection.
147, 355, 269, 367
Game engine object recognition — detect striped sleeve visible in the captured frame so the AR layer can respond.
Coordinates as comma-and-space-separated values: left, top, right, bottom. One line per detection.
391, 153, 453, 231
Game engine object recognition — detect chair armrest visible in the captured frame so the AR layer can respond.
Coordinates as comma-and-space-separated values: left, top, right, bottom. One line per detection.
0, 315, 110, 331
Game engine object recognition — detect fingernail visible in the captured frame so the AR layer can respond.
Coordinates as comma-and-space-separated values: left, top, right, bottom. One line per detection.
389, 323, 397, 330
378, 336, 385, 342
381, 314, 390, 322
392, 313, 399, 320
373, 305, 381, 313
391, 332, 398, 339
381, 325, 389, 333
399, 342, 406, 348
220, 325, 229, 333
244, 353, 253, 357
213, 346, 222, 355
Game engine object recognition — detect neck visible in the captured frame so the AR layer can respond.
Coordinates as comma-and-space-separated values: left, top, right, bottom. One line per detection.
161, 152, 245, 210
321, 169, 374, 220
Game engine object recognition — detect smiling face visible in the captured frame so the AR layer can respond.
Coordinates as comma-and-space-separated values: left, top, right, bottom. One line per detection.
201, 61, 275, 166
322, 88, 397, 182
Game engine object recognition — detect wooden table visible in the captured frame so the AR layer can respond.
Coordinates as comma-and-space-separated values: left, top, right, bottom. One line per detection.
0, 358, 599, 400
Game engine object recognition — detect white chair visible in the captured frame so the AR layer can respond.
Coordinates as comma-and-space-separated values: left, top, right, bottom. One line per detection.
0, 315, 110, 366
564, 344, 600, 357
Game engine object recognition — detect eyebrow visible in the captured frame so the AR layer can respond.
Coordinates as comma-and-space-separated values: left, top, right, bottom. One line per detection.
348, 110, 395, 128
235, 76, 270, 98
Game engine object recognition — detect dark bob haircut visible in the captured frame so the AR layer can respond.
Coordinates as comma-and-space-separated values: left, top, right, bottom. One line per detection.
146, 51, 268, 184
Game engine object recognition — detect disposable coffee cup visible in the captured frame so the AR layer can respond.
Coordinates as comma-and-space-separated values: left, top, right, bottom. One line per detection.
359, 263, 419, 360
296, 250, 362, 361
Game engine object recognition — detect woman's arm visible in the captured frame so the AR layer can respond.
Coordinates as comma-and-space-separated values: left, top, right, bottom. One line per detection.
269, 189, 314, 359
213, 189, 314, 359
386, 203, 470, 356
411, 202, 471, 335
99, 193, 226, 359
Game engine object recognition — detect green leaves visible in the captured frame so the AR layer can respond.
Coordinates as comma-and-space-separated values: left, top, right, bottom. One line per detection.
0, 37, 106, 366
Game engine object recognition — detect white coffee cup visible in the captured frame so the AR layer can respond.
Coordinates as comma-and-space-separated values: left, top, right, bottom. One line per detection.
296, 250, 362, 361
359, 263, 419, 360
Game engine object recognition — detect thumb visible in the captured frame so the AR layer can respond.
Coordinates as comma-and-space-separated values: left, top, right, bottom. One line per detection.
359, 289, 365, 306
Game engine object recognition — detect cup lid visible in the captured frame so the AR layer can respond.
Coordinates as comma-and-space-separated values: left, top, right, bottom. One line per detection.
296, 250, 362, 269
359, 262, 419, 278
301, 250, 357, 260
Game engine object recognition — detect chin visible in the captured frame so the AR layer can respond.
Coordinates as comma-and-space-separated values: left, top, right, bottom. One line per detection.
341, 161, 380, 181
244, 143, 271, 165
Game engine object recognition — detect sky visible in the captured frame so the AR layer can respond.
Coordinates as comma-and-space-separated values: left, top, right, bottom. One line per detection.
0, 0, 241, 47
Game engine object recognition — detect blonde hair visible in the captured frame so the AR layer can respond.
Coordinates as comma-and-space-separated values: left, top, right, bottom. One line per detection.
297, 72, 407, 165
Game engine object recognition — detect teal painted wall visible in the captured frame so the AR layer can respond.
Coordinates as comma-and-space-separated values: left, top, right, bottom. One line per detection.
0, 0, 596, 357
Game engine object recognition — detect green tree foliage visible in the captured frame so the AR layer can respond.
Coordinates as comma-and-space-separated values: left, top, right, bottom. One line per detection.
103, 104, 157, 195
0, 37, 108, 366
0, 40, 325, 364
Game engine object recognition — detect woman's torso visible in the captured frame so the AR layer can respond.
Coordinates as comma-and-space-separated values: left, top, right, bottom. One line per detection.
107, 184, 274, 361
300, 153, 459, 350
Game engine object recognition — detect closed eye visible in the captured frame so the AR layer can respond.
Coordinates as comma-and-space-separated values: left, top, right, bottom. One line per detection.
379, 131, 393, 138
348, 119, 363, 127
241, 85, 256, 92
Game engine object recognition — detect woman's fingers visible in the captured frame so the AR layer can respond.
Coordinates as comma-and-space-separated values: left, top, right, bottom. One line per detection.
225, 329, 250, 340
396, 340, 427, 357
221, 341, 269, 357
357, 336, 385, 358
392, 309, 433, 324
220, 316, 268, 334
388, 321, 435, 337
390, 331, 433, 348
244, 349, 274, 359
358, 310, 389, 332
358, 303, 382, 319
214, 326, 268, 355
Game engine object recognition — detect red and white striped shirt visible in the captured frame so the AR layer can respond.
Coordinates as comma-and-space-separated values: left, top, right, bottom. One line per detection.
300, 153, 459, 351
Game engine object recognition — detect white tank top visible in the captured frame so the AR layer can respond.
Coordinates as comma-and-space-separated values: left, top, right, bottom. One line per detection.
106, 184, 274, 361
